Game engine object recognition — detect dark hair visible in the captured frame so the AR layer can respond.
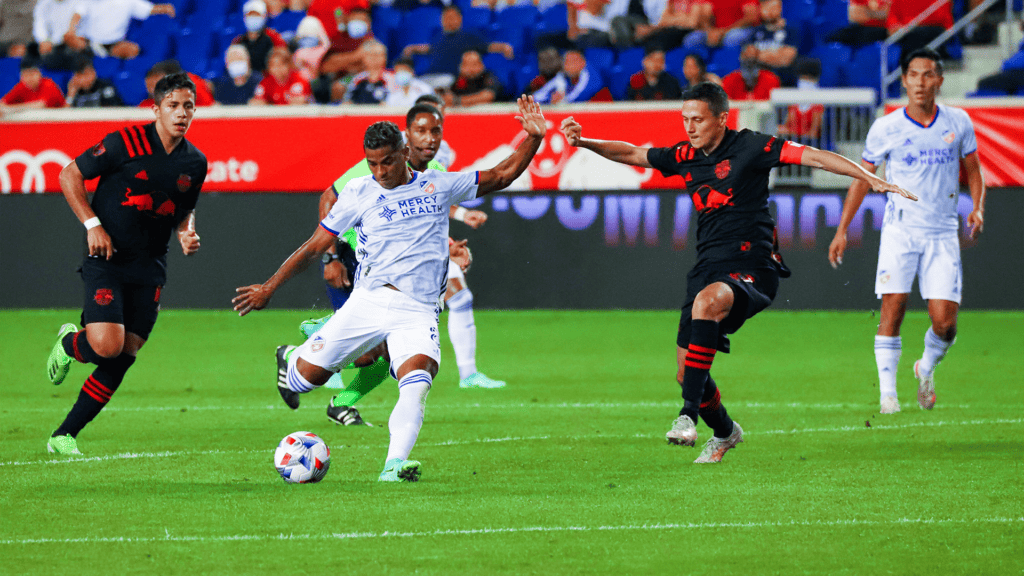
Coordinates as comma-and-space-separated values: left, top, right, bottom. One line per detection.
394, 56, 415, 69
461, 48, 483, 61
405, 103, 443, 127
19, 57, 40, 70
795, 58, 821, 80
685, 53, 707, 75
364, 121, 404, 153
147, 59, 183, 79
901, 47, 943, 76
153, 72, 197, 104
644, 47, 665, 57
681, 82, 729, 116
415, 93, 444, 107
73, 55, 94, 73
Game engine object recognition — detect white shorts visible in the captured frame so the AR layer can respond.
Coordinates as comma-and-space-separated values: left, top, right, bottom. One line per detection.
447, 259, 465, 286
296, 286, 441, 375
875, 226, 962, 303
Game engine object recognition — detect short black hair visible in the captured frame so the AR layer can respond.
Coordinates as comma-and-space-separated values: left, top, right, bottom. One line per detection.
681, 81, 729, 116
19, 57, 40, 71
405, 103, 443, 127
443, 4, 462, 15
147, 59, 183, 79
795, 58, 821, 79
153, 72, 197, 104
901, 47, 943, 76
394, 56, 415, 69
415, 93, 444, 108
364, 121, 404, 153
685, 53, 707, 74
644, 46, 665, 57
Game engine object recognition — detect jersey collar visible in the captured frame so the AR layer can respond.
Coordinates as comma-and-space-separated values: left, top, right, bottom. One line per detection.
903, 105, 940, 129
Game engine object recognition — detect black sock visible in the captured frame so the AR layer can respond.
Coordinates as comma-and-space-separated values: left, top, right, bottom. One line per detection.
54, 353, 135, 438
698, 376, 734, 439
679, 319, 720, 423
62, 329, 103, 365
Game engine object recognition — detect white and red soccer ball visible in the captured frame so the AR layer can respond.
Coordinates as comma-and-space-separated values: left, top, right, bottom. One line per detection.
273, 431, 331, 484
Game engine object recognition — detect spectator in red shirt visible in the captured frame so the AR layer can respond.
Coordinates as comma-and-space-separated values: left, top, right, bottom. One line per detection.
233, 0, 288, 74
523, 47, 563, 96
721, 43, 780, 100
0, 58, 66, 117
137, 60, 215, 107
685, 0, 758, 48
626, 48, 682, 101
309, 0, 373, 76
252, 47, 312, 105
827, 0, 892, 47
640, 0, 712, 52
777, 60, 824, 139
886, 0, 954, 57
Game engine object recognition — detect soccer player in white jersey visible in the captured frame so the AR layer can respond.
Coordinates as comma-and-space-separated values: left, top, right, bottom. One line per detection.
829, 48, 986, 414
233, 95, 548, 482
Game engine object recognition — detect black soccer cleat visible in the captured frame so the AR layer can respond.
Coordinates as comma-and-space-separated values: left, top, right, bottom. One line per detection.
276, 345, 299, 410
327, 402, 372, 426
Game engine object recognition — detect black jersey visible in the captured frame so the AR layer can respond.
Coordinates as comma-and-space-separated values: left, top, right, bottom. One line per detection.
648, 128, 803, 266
75, 122, 207, 284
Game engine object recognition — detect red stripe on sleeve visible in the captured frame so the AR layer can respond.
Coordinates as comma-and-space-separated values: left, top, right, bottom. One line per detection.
119, 129, 137, 157
780, 141, 805, 165
128, 126, 146, 156
134, 125, 152, 155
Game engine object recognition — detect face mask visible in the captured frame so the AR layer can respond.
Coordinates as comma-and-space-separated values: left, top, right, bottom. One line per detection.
394, 70, 413, 87
797, 78, 818, 90
347, 19, 369, 39
227, 60, 250, 79
740, 59, 759, 87
244, 15, 266, 33
296, 36, 320, 49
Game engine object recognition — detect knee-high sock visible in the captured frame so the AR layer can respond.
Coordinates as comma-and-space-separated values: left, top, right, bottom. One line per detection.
919, 327, 954, 375
286, 351, 318, 393
385, 370, 432, 462
874, 335, 901, 399
332, 357, 390, 407
54, 353, 135, 438
446, 289, 478, 380
698, 376, 734, 439
679, 319, 719, 423
62, 330, 103, 365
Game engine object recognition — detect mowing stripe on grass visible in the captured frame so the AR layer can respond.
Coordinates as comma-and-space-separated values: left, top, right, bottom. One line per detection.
2, 517, 1021, 545
3, 418, 1021, 468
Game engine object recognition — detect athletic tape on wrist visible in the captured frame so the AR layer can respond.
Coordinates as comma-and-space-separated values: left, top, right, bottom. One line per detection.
84, 217, 101, 230
452, 207, 468, 222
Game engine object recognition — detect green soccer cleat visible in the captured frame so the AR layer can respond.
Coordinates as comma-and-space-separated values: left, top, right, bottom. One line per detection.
458, 372, 506, 389
47, 434, 82, 455
299, 314, 332, 339
47, 323, 78, 385
378, 458, 421, 482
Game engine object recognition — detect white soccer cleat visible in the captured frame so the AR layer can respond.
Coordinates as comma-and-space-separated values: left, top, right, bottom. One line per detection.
880, 396, 901, 414
694, 422, 744, 464
666, 415, 698, 447
914, 360, 936, 410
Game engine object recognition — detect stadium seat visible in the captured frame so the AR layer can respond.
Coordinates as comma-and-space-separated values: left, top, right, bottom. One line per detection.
708, 45, 740, 76
812, 0, 848, 46
846, 42, 900, 99
192, 0, 230, 27
967, 88, 1009, 97
371, 5, 403, 57
616, 47, 645, 74
538, 3, 568, 33
583, 47, 615, 77
175, 27, 214, 78
516, 61, 540, 92
115, 69, 148, 105
608, 65, 632, 100
92, 56, 122, 79
483, 52, 514, 95
494, 4, 539, 48
809, 42, 851, 87
488, 25, 527, 67
783, 0, 817, 23
944, 36, 962, 60
1002, 49, 1024, 70
269, 10, 306, 41
129, 14, 176, 63
0, 57, 20, 95
412, 54, 432, 76
166, 0, 194, 20
462, 6, 492, 33
40, 68, 71, 93
396, 9, 441, 52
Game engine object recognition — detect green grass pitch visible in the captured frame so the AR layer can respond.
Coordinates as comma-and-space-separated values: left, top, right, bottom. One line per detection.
1, 309, 1021, 575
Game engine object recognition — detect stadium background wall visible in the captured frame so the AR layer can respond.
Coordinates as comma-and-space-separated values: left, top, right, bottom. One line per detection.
2, 189, 1021, 311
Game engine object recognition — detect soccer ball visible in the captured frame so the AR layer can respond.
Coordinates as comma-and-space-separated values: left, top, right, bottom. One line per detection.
273, 431, 331, 484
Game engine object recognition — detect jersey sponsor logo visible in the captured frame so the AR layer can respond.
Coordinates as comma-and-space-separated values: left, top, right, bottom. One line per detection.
177, 174, 192, 192
902, 153, 918, 166
0, 149, 74, 193
135, 170, 149, 180
91, 142, 106, 156
715, 159, 731, 179
942, 130, 956, 144
691, 185, 734, 213
379, 205, 397, 222
94, 288, 114, 306
311, 335, 325, 352
122, 187, 176, 216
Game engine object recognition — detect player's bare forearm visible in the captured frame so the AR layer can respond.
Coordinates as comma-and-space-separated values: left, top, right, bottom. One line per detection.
318, 187, 337, 224
578, 138, 653, 168
233, 228, 334, 315
801, 148, 916, 200
963, 152, 986, 237
59, 161, 96, 223
477, 133, 541, 195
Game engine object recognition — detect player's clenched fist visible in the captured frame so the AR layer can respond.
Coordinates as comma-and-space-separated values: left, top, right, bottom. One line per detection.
561, 116, 582, 146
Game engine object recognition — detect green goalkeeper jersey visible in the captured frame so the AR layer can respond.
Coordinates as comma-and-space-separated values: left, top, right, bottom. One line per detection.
331, 158, 447, 250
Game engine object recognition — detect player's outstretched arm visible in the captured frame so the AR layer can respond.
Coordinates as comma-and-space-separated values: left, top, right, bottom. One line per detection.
963, 152, 986, 239
476, 95, 548, 196
177, 210, 200, 256
59, 160, 115, 260
827, 160, 877, 268
233, 226, 336, 316
560, 116, 653, 168
800, 147, 917, 200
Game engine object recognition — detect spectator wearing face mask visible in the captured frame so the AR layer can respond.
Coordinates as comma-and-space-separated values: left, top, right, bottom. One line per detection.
212, 44, 263, 105
308, 1, 374, 76
721, 42, 779, 101
293, 16, 330, 82
232, 0, 288, 74
385, 58, 434, 108
777, 59, 823, 139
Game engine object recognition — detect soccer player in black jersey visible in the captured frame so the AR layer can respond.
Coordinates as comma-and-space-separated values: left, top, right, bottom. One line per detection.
561, 82, 916, 463
44, 72, 208, 455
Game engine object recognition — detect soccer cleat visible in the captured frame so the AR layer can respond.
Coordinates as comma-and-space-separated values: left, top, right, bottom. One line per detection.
47, 434, 82, 455
914, 360, 936, 410
327, 402, 372, 426
299, 314, 331, 339
666, 415, 698, 447
378, 458, 421, 482
47, 323, 78, 385
880, 396, 901, 414
694, 422, 744, 464
276, 345, 299, 410
458, 372, 506, 389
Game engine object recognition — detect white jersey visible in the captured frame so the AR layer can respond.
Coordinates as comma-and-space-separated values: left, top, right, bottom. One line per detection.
320, 169, 479, 305
862, 104, 977, 234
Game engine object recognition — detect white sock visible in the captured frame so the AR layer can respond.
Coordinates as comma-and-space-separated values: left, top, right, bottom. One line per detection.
920, 327, 954, 375
874, 335, 901, 400
446, 289, 478, 380
385, 370, 432, 462
286, 351, 317, 393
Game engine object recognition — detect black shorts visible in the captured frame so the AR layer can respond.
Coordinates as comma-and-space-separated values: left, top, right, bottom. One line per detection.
80, 260, 162, 340
676, 263, 780, 353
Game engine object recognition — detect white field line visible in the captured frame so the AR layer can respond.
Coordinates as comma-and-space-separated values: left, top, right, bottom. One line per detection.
2, 418, 1021, 468
2, 517, 1021, 546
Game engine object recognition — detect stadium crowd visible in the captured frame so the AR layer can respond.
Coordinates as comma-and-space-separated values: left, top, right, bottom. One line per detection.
0, 0, 1014, 113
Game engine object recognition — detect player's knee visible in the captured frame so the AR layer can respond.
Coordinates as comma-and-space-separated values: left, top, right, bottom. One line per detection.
91, 337, 124, 359
692, 285, 732, 321
933, 320, 957, 341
